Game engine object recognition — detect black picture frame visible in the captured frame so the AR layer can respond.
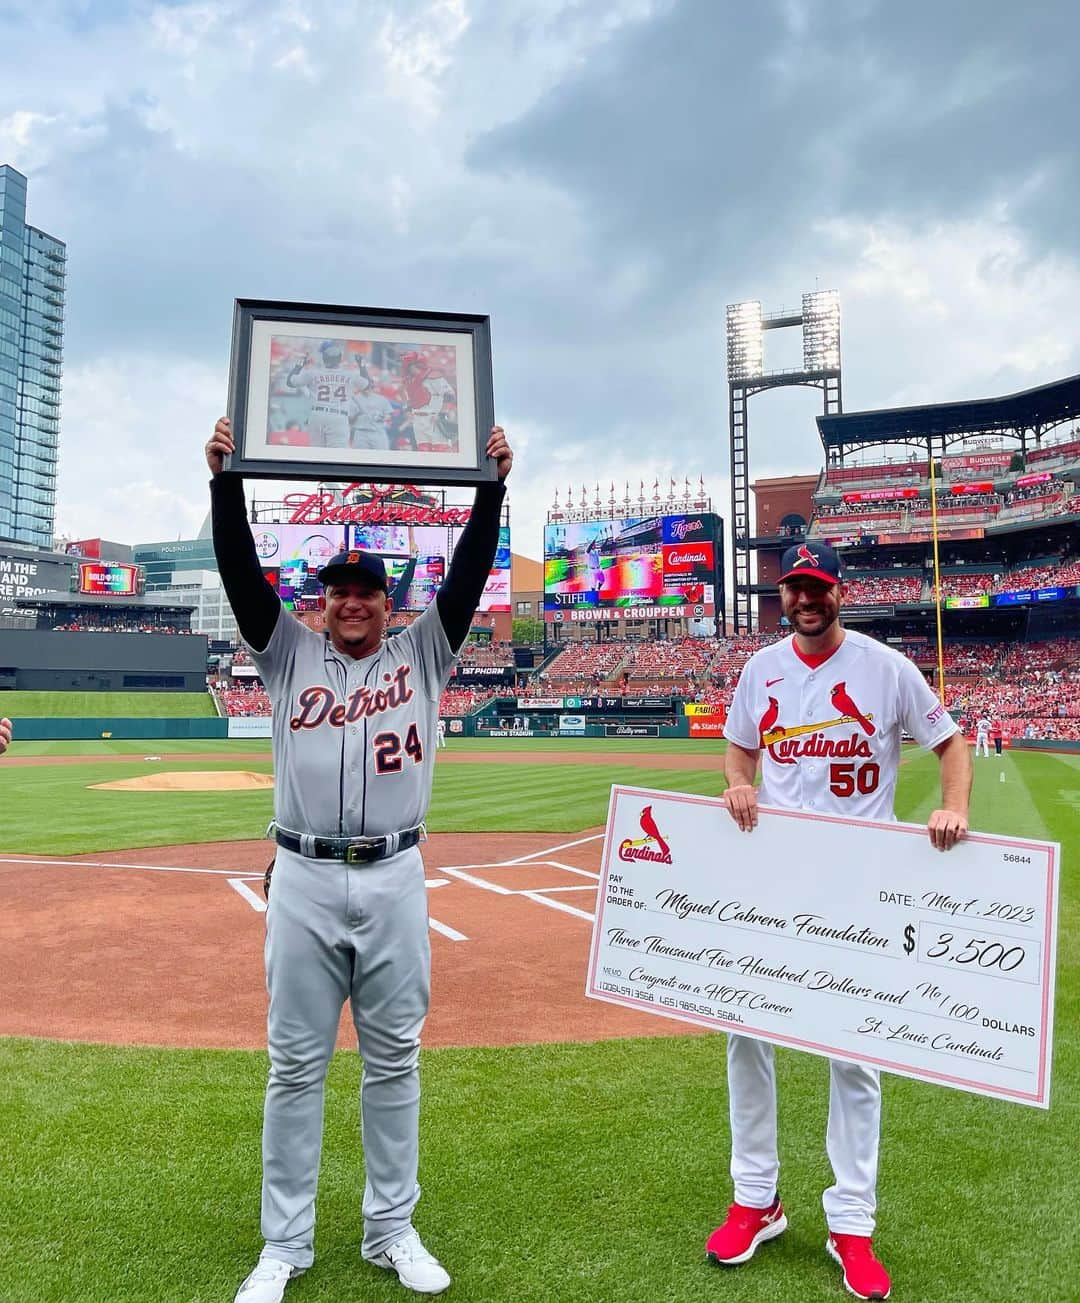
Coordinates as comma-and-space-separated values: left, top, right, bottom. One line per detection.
226, 298, 496, 485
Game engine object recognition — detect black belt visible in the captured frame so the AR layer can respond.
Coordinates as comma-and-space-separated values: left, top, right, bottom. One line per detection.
274, 826, 422, 864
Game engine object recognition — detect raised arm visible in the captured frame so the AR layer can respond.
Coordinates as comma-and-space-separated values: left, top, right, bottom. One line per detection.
205, 417, 281, 652
435, 427, 513, 652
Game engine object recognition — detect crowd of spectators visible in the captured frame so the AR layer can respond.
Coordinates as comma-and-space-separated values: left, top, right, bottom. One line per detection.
621, 638, 718, 683
949, 663, 1080, 741
544, 641, 629, 684
935, 571, 995, 597
439, 686, 498, 715
204, 627, 1080, 742
216, 683, 272, 716
842, 574, 923, 604
48, 618, 193, 634
457, 640, 515, 668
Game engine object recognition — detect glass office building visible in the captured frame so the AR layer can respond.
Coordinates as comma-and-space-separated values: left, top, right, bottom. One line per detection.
0, 165, 65, 547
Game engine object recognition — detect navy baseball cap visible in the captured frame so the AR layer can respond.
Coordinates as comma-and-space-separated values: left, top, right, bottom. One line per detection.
778, 542, 843, 586
317, 549, 388, 592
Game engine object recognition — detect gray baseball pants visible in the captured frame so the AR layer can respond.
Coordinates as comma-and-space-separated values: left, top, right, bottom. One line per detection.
257, 844, 430, 1269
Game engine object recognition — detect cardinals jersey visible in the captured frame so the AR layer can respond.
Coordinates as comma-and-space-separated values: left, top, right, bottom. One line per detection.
247, 601, 455, 837
724, 629, 957, 821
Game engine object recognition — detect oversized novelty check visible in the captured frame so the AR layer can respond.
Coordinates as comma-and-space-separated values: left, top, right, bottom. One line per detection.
586, 786, 1060, 1108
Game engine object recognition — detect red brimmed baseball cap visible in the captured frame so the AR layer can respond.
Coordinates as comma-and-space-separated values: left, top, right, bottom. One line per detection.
317, 549, 388, 592
778, 541, 843, 586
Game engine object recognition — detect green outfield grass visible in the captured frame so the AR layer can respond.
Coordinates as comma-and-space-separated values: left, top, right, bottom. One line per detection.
0, 741, 1077, 856
1, 690, 217, 717
0, 742, 1075, 1300
0, 1027, 1074, 1303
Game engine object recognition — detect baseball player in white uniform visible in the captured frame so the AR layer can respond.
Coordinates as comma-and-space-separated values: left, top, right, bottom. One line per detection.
206, 417, 513, 1303
435, 718, 447, 748
286, 341, 369, 449
707, 541, 971, 1302
974, 715, 991, 758
400, 352, 455, 449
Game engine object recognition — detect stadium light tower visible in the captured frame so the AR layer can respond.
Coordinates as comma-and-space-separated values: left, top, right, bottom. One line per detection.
727, 290, 842, 631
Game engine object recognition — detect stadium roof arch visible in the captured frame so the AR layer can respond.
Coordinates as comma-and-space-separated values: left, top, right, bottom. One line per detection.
816, 372, 1080, 460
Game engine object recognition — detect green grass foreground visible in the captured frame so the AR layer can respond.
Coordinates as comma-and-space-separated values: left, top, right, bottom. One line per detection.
0, 1033, 1074, 1303
1, 690, 217, 718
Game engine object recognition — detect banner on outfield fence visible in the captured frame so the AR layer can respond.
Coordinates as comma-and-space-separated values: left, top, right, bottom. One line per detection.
517, 697, 563, 710
605, 724, 659, 738
559, 714, 587, 732
227, 717, 272, 739
689, 718, 726, 737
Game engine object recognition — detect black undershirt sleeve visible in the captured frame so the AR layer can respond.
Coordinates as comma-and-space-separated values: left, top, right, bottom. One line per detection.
209, 474, 281, 653
391, 556, 418, 612
436, 481, 506, 653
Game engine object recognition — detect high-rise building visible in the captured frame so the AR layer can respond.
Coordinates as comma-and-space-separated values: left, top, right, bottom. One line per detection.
0, 165, 65, 547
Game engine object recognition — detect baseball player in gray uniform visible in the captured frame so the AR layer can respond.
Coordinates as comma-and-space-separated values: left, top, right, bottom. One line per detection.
706, 542, 971, 1301
286, 341, 369, 449
206, 416, 513, 1302
348, 380, 395, 451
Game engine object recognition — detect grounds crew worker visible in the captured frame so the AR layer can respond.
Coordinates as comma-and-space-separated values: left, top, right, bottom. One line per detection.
206, 416, 513, 1302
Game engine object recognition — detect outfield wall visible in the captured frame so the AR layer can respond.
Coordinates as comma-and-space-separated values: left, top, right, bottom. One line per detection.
7, 718, 230, 740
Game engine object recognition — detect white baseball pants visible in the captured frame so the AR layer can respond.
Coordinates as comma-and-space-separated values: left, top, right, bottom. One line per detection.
257, 844, 431, 1269
727, 1033, 881, 1235
975, 735, 989, 757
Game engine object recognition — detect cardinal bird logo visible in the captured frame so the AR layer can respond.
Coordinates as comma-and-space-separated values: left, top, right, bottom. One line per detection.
618, 804, 673, 865
792, 544, 819, 567
831, 682, 876, 736
758, 695, 780, 746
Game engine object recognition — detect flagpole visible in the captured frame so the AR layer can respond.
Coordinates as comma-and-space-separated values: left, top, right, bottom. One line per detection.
928, 455, 947, 706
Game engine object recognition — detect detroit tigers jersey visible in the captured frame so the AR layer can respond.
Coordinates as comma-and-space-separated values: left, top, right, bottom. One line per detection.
288, 366, 367, 418
247, 601, 455, 837
724, 629, 957, 820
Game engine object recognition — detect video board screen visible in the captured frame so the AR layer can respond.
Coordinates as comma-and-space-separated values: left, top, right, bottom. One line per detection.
544, 513, 719, 622
251, 524, 347, 612
346, 523, 510, 612
74, 562, 143, 596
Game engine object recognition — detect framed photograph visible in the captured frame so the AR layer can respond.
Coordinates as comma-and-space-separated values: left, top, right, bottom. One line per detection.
225, 299, 496, 485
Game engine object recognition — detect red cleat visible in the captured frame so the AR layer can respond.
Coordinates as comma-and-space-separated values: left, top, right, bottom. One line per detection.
705, 1197, 787, 1265
827, 1234, 891, 1300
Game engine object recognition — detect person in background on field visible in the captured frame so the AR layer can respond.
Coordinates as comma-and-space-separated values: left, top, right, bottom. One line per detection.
991, 716, 1004, 756
974, 715, 991, 758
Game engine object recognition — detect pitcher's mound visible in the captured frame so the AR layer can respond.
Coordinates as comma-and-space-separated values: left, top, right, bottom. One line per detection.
91, 771, 275, 792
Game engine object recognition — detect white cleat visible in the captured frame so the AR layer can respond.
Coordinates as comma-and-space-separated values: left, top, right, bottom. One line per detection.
234, 1257, 303, 1303
365, 1229, 451, 1294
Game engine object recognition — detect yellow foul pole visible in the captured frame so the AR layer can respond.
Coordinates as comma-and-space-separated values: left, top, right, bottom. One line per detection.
928, 454, 947, 706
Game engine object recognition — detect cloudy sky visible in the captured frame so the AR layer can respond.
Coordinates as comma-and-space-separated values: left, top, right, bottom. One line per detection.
3, 0, 1079, 559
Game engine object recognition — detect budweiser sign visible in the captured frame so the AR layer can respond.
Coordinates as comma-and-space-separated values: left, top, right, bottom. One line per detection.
285, 483, 471, 526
